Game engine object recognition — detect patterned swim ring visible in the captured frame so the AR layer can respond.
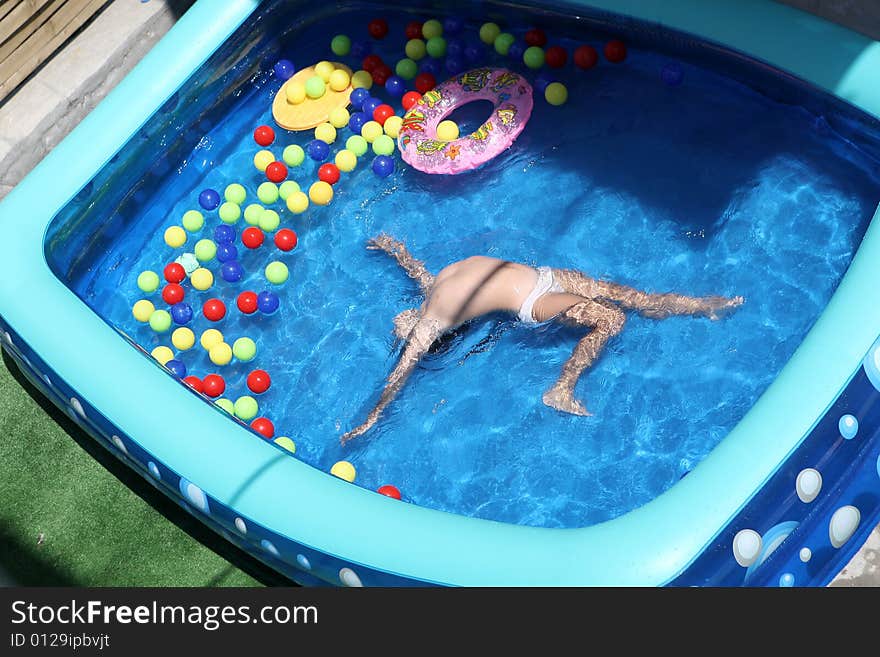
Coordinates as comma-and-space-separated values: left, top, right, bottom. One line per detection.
397, 68, 533, 174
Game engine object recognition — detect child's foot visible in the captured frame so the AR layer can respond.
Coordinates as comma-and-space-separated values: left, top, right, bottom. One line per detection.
703, 295, 744, 320
543, 386, 592, 416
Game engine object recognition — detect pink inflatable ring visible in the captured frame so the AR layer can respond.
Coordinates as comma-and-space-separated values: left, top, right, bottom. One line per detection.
397, 68, 533, 175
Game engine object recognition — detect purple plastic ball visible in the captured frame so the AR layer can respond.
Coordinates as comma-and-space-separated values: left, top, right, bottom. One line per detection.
307, 139, 330, 161
198, 188, 221, 211
348, 111, 368, 134
273, 59, 295, 79
350, 39, 372, 59
165, 359, 187, 378
372, 154, 395, 178
446, 39, 464, 58
257, 290, 280, 314
508, 41, 524, 60
445, 56, 464, 74
443, 17, 464, 35
464, 42, 484, 63
384, 75, 406, 97
214, 224, 235, 244
170, 303, 193, 325
349, 87, 370, 110
362, 97, 383, 116
216, 242, 238, 263
221, 261, 244, 283
661, 63, 684, 87
419, 59, 440, 75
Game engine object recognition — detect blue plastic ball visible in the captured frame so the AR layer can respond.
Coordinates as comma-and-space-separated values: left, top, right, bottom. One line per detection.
661, 63, 684, 87
170, 302, 193, 325
273, 59, 295, 79
464, 42, 485, 63
350, 39, 372, 59
443, 17, 464, 35
446, 39, 464, 58
362, 97, 382, 116
384, 75, 406, 97
198, 189, 221, 211
307, 139, 330, 161
257, 290, 280, 314
216, 242, 239, 263
419, 58, 440, 75
214, 224, 235, 244
508, 41, 524, 60
349, 87, 370, 110
372, 154, 395, 177
221, 261, 244, 283
348, 111, 368, 134
445, 56, 464, 74
165, 359, 187, 378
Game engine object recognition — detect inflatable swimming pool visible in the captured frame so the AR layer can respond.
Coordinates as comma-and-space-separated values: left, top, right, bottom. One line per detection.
1, 0, 880, 586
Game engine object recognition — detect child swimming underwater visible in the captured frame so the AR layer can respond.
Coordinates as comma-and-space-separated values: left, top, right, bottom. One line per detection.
341, 234, 744, 444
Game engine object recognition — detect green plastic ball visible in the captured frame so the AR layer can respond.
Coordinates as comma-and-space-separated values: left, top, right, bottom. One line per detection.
265, 261, 289, 284
305, 76, 326, 99
224, 183, 246, 204
194, 239, 217, 262
494, 32, 515, 56
523, 45, 545, 69
395, 58, 418, 80
372, 134, 395, 156
218, 202, 241, 224
257, 181, 279, 204
243, 203, 264, 226
425, 36, 447, 59
278, 180, 300, 201
137, 270, 160, 293
479, 22, 501, 45
422, 19, 443, 39
259, 209, 280, 232
345, 135, 368, 157
214, 398, 234, 415
232, 337, 257, 362
405, 38, 426, 61
330, 34, 351, 56
149, 309, 172, 333
182, 209, 204, 232
233, 396, 259, 421
283, 144, 305, 167
545, 81, 569, 106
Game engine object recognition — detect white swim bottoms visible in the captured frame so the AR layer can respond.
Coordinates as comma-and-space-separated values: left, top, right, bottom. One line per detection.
517, 266, 564, 324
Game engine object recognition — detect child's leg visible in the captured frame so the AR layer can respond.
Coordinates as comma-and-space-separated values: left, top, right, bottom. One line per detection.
367, 234, 435, 294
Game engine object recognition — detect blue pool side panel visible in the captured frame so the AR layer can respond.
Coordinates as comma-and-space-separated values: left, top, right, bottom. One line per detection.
0, 0, 878, 586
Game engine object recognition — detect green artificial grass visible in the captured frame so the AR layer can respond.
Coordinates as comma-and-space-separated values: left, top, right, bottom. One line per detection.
0, 349, 280, 587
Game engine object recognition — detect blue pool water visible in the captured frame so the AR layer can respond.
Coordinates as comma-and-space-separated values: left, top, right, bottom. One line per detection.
50, 6, 880, 529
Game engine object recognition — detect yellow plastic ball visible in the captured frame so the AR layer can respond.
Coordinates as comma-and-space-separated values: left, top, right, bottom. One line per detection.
328, 106, 350, 129
151, 346, 174, 366
285, 81, 306, 104
351, 70, 373, 90
308, 181, 334, 206
314, 122, 337, 144
253, 149, 275, 172
383, 115, 403, 138
132, 300, 155, 323
330, 460, 356, 482
200, 328, 224, 351
544, 81, 569, 106
360, 120, 383, 143
328, 68, 350, 92
209, 342, 233, 366
274, 436, 296, 453
335, 149, 357, 172
164, 226, 186, 248
314, 60, 335, 82
190, 267, 213, 291
436, 120, 460, 141
286, 190, 309, 214
171, 327, 195, 351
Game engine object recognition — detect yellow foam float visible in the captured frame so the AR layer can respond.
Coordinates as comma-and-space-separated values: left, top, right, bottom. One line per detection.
272, 62, 354, 131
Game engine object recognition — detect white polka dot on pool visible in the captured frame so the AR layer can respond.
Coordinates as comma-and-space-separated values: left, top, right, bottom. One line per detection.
339, 568, 363, 587
260, 540, 280, 557
111, 435, 128, 454
234, 517, 247, 534
69, 398, 85, 419
147, 462, 160, 479
296, 554, 311, 570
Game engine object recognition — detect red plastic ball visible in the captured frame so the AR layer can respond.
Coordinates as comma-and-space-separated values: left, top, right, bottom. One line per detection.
182, 376, 203, 393
274, 228, 298, 252
414, 72, 436, 94
265, 161, 288, 183
250, 417, 275, 439
524, 28, 547, 47
242, 227, 265, 249
361, 54, 383, 72
574, 44, 599, 70
247, 369, 272, 394
163, 262, 186, 284
405, 20, 423, 40
377, 484, 401, 500
253, 125, 275, 147
237, 291, 258, 314
368, 18, 388, 39
202, 298, 226, 322
604, 39, 627, 63
201, 374, 226, 398
371, 64, 392, 86
401, 91, 422, 111
162, 283, 185, 305
318, 163, 341, 185
545, 45, 568, 68
372, 103, 395, 125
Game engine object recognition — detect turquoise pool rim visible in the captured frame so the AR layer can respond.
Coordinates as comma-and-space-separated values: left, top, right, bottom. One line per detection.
1, 0, 879, 586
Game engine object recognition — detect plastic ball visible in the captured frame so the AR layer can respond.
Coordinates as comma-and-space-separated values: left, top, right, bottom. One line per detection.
258, 209, 280, 232
218, 202, 241, 224
426, 36, 447, 58
523, 45, 545, 69
661, 62, 684, 86
273, 59, 295, 79
233, 396, 259, 421
508, 42, 524, 61
190, 267, 214, 291
214, 225, 235, 244
443, 16, 464, 35
346, 134, 368, 156
436, 120, 459, 141
200, 328, 224, 351
305, 75, 326, 99
524, 28, 547, 47
215, 398, 234, 415
362, 54, 383, 72
232, 337, 257, 362
265, 161, 288, 183
328, 106, 350, 129
368, 18, 388, 39
328, 68, 350, 92
217, 241, 239, 261
307, 139, 330, 161
165, 359, 186, 378
314, 60, 335, 82
318, 163, 341, 184
405, 38, 426, 61
209, 341, 233, 366
137, 270, 160, 293
383, 115, 403, 138
544, 81, 568, 105
172, 327, 195, 350
132, 300, 155, 322
278, 180, 300, 201
330, 460, 356, 482
405, 21, 423, 40
414, 72, 436, 94
384, 75, 405, 97
314, 122, 337, 144
202, 298, 226, 322
605, 39, 627, 62
194, 238, 217, 263
361, 120, 383, 143
372, 134, 395, 156
372, 103, 395, 125
265, 261, 289, 284
285, 81, 306, 104
238, 291, 258, 314
202, 374, 226, 398
401, 91, 422, 110
349, 87, 370, 109
151, 346, 174, 365
463, 42, 484, 63
162, 283, 185, 305
479, 22, 501, 45
335, 149, 357, 172
244, 203, 263, 226
422, 19, 442, 39
372, 154, 395, 177
574, 44, 598, 69
282, 144, 305, 167
286, 191, 309, 214
378, 484, 401, 500
164, 262, 186, 283
254, 150, 275, 172
183, 375, 204, 392
247, 369, 272, 394
274, 436, 296, 453
545, 45, 567, 68
350, 39, 371, 58
350, 70, 373, 90
274, 228, 298, 252
257, 290, 280, 314
308, 181, 334, 206
221, 261, 243, 283
445, 56, 465, 75
348, 111, 368, 134
149, 309, 172, 333
164, 226, 186, 248
171, 302, 193, 325
494, 32, 515, 55
257, 181, 279, 205
242, 227, 265, 249
362, 97, 382, 117
225, 183, 246, 204
331, 34, 351, 56
253, 125, 275, 146
251, 417, 275, 439
198, 188, 221, 210
182, 209, 204, 232
395, 58, 418, 80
